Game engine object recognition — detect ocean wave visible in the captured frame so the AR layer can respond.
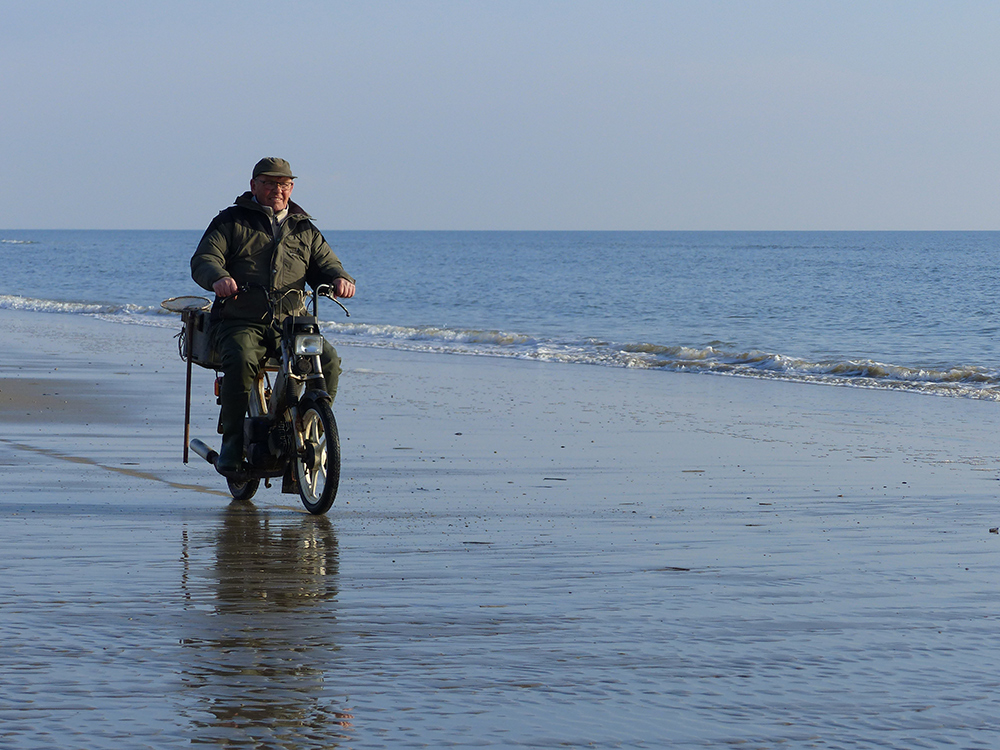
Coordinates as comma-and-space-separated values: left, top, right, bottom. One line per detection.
0, 294, 177, 326
3, 293, 999, 400
1, 239, 37, 245
318, 321, 1000, 400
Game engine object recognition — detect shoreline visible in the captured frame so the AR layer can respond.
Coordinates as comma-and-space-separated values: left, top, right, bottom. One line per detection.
3, 306, 1000, 489
4, 307, 1000, 747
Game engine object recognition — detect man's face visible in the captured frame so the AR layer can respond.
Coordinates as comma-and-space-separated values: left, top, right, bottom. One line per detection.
250, 176, 294, 211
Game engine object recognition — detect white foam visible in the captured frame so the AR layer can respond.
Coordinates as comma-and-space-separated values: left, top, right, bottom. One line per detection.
4, 292, 998, 401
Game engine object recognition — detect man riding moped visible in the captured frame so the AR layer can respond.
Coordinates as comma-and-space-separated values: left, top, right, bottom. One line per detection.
191, 157, 356, 477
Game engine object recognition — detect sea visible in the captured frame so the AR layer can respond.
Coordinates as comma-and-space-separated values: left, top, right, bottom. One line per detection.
2, 229, 1000, 400
6, 230, 1000, 750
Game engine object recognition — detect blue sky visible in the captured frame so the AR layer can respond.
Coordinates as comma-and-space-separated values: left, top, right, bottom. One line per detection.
3, 1, 999, 229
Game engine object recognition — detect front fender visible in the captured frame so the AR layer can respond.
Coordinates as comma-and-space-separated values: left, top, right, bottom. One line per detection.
298, 388, 333, 411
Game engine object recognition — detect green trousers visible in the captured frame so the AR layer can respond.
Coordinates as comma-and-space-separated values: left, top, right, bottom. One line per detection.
213, 320, 341, 467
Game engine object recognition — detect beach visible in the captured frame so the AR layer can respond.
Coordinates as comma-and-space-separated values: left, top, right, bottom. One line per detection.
3, 308, 1000, 748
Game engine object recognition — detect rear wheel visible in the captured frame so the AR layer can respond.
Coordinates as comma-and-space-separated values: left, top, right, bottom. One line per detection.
226, 376, 266, 502
296, 402, 340, 515
227, 475, 260, 502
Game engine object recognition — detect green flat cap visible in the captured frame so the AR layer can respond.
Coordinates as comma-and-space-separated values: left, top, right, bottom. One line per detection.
252, 157, 296, 179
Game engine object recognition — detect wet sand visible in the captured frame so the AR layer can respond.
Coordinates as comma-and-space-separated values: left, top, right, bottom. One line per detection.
3, 308, 1000, 748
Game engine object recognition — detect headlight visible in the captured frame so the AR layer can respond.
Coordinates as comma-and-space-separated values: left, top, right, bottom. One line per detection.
294, 334, 325, 356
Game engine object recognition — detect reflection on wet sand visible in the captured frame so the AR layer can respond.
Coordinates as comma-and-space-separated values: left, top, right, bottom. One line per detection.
179, 502, 354, 747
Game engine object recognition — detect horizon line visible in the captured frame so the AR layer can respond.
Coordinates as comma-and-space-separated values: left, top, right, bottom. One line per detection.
4, 228, 1000, 233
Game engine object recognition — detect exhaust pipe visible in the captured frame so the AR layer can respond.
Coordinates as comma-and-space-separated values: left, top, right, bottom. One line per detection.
189, 439, 218, 465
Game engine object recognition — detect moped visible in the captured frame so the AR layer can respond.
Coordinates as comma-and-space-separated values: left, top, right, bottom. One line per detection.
163, 284, 349, 515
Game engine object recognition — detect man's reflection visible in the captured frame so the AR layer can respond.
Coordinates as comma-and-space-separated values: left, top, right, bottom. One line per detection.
180, 502, 353, 747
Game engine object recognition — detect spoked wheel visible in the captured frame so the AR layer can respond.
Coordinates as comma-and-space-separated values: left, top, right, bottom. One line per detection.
227, 474, 260, 502
296, 402, 340, 515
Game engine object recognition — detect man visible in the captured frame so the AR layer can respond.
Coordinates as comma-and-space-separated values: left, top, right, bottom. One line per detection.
191, 157, 356, 475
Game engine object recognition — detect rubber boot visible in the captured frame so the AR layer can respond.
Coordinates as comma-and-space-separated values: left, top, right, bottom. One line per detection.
213, 322, 269, 474
216, 387, 249, 474
322, 342, 341, 401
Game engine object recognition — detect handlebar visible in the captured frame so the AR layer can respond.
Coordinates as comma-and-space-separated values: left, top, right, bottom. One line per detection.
224, 283, 350, 318
314, 284, 351, 318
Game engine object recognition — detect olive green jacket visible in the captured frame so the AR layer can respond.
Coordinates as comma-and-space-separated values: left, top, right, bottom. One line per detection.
191, 192, 354, 322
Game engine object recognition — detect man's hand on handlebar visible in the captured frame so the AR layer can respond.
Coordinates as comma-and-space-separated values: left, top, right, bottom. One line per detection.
331, 278, 355, 299
213, 277, 239, 298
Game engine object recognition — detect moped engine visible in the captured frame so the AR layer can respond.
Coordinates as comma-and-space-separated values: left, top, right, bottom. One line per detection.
244, 416, 291, 473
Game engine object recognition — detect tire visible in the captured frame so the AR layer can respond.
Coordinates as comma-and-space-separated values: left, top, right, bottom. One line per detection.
227, 475, 260, 502
296, 401, 340, 515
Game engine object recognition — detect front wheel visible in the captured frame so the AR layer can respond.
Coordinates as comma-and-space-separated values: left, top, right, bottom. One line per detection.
296, 402, 340, 515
